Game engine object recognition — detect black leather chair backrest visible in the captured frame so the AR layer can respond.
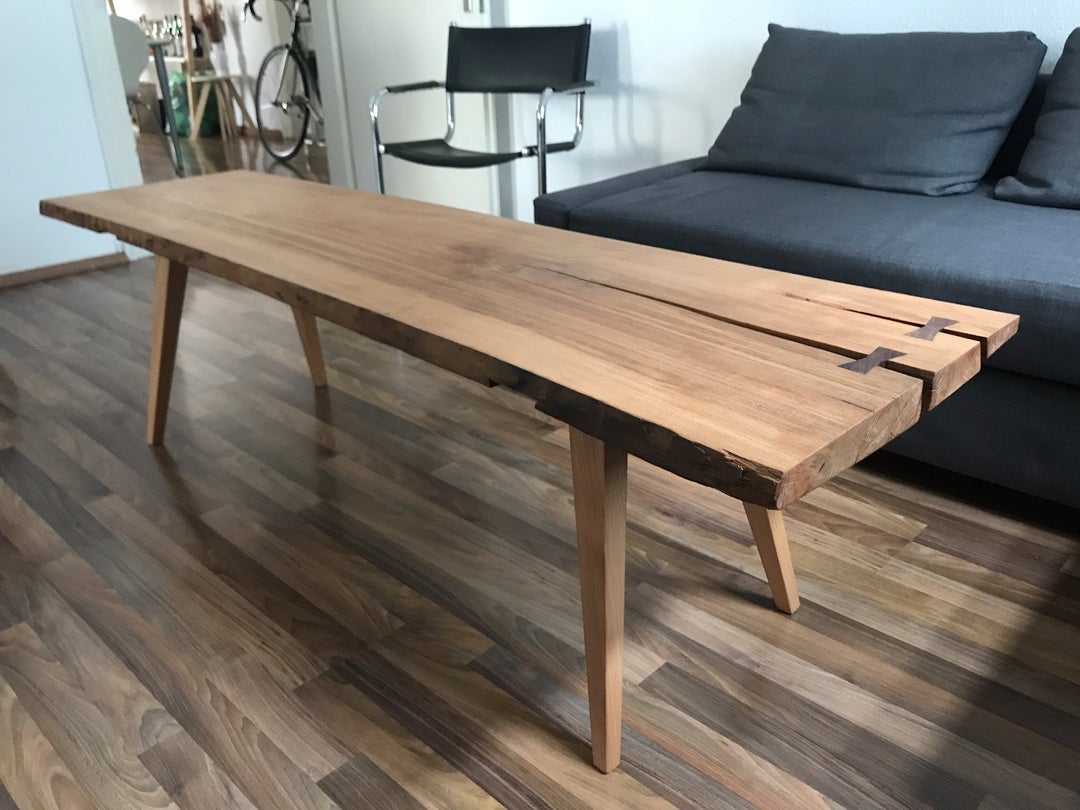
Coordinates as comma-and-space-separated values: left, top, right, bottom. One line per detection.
445, 24, 590, 93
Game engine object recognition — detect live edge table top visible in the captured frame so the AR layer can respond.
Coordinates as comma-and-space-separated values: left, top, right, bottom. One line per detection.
41, 171, 1017, 510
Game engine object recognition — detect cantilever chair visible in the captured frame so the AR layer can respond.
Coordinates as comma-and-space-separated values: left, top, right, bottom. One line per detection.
370, 23, 592, 197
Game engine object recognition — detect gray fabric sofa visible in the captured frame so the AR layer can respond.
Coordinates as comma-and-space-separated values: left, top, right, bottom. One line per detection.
535, 77, 1080, 510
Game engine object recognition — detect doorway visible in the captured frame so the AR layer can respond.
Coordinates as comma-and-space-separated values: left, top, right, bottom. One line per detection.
108, 0, 330, 184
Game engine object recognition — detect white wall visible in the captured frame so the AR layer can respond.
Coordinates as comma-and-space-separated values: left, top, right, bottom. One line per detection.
219, 2, 290, 116
502, 0, 1079, 220
113, 0, 177, 19
0, 1, 136, 273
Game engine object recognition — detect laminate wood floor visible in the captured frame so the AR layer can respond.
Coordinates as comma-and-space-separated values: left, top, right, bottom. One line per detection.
135, 131, 329, 185
0, 262, 1076, 809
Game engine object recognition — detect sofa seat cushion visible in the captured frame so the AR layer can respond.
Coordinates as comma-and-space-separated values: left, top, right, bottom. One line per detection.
564, 170, 1080, 386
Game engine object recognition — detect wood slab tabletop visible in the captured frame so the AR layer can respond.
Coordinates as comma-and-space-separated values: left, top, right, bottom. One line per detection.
41, 171, 1018, 508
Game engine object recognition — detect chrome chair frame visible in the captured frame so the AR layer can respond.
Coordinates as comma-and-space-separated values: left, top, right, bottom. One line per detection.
369, 22, 592, 197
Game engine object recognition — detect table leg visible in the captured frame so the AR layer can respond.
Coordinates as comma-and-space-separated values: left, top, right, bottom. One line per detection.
292, 308, 328, 388
146, 258, 188, 446
228, 79, 258, 134
569, 426, 627, 773
190, 83, 211, 142
742, 503, 800, 614
215, 82, 233, 141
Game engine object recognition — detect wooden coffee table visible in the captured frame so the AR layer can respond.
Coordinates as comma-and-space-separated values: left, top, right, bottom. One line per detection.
42, 172, 1018, 772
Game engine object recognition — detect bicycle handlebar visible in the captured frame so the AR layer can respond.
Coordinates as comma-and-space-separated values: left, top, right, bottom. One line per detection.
243, 0, 309, 23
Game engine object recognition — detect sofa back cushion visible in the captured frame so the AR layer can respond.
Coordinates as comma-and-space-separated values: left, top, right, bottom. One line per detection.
995, 29, 1080, 208
987, 74, 1050, 180
703, 25, 1047, 196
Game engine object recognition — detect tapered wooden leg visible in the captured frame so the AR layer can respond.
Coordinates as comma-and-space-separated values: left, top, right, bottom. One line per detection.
214, 82, 233, 140
146, 257, 188, 446
229, 79, 258, 133
292, 308, 328, 388
743, 503, 800, 614
569, 426, 627, 773
190, 83, 210, 141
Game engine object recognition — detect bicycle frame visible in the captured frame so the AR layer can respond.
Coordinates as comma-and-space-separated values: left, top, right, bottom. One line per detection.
286, 0, 309, 42
289, 0, 322, 117
266, 0, 321, 121
251, 0, 323, 159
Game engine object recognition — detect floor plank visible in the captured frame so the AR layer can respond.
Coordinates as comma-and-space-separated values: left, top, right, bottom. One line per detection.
0, 623, 178, 809
317, 757, 427, 810
473, 644, 753, 809
40, 554, 340, 810
18, 567, 181, 755
139, 730, 260, 810
296, 671, 503, 810
0, 781, 18, 810
0, 675, 96, 810
635, 585, 1074, 808
207, 655, 352, 781
0, 261, 1076, 808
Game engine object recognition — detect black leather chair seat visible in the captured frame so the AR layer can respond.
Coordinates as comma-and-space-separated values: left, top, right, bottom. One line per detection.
382, 139, 521, 168
383, 138, 575, 168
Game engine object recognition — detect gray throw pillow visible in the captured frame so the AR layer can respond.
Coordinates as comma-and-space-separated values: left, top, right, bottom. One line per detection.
996, 29, 1080, 208
704, 25, 1047, 196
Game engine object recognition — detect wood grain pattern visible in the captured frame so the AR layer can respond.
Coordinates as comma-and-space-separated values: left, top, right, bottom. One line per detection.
40, 553, 340, 810
299, 462, 666, 686
742, 504, 800, 614
0, 674, 96, 810
367, 627, 673, 809
147, 258, 188, 446
15, 567, 181, 755
570, 427, 628, 772
634, 585, 1078, 809
207, 655, 351, 781
0, 781, 17, 810
291, 308, 328, 389
139, 730, 259, 810
0, 265, 1073, 808
296, 672, 503, 810
201, 504, 404, 646
330, 649, 583, 809
317, 757, 427, 810
0, 623, 178, 809
541, 250, 1016, 369
39, 171, 1017, 507
536, 258, 987, 408
473, 644, 754, 809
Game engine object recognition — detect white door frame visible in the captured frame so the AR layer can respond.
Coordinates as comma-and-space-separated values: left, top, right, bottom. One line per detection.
310, 0, 359, 188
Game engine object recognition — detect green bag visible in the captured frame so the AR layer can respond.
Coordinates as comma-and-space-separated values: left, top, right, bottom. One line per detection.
168, 71, 220, 138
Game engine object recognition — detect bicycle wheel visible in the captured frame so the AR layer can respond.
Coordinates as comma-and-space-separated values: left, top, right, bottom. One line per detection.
255, 44, 312, 161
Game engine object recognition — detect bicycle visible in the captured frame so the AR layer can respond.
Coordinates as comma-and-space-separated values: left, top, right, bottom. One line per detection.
245, 0, 323, 161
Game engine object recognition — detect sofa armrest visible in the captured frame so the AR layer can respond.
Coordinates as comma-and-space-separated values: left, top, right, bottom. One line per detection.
533, 157, 705, 228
